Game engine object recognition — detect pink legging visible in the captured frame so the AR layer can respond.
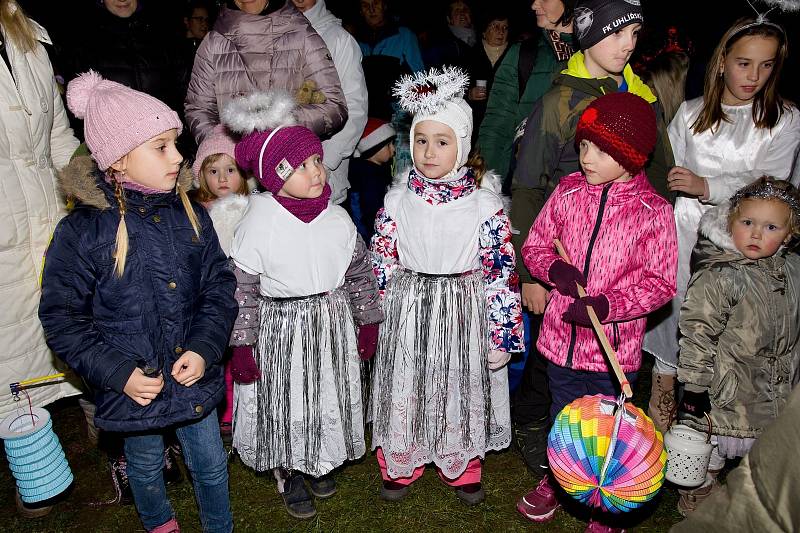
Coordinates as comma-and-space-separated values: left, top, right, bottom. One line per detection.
220, 359, 234, 425
376, 448, 481, 486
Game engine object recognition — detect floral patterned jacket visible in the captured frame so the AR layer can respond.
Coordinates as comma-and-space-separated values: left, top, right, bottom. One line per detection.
370, 168, 524, 353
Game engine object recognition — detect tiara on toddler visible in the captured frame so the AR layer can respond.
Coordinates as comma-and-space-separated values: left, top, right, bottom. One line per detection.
729, 177, 800, 221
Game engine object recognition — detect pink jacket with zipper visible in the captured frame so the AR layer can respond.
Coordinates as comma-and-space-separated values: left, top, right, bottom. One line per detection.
522, 171, 677, 373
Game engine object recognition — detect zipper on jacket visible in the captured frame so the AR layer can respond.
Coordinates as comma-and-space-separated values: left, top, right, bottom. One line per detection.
566, 183, 611, 368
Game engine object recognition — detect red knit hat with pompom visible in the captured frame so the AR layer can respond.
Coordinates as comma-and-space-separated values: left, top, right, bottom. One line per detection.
575, 92, 656, 176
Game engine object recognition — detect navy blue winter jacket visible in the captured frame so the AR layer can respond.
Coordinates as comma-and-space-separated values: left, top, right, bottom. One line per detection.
39, 158, 237, 432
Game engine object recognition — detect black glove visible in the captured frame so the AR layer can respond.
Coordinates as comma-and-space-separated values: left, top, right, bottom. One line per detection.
678, 389, 711, 417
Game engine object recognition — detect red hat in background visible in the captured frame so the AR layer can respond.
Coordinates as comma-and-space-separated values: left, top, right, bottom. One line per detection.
356, 118, 396, 156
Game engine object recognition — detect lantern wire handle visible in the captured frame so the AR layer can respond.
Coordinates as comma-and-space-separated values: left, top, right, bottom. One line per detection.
22, 389, 35, 427
9, 373, 65, 428
598, 393, 628, 485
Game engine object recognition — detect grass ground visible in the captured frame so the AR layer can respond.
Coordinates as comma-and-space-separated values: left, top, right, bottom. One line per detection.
1, 361, 687, 532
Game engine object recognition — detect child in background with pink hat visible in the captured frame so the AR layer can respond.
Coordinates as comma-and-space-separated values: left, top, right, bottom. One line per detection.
39, 71, 236, 533
191, 126, 249, 209
188, 126, 257, 445
220, 91, 383, 520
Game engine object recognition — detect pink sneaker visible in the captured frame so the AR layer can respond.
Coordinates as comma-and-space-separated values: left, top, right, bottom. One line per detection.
149, 517, 180, 533
516, 476, 561, 522
584, 519, 625, 533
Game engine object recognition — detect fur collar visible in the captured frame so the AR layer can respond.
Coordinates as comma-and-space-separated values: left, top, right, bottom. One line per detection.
59, 156, 110, 209
207, 194, 251, 256
696, 201, 790, 269
698, 202, 737, 254
58, 155, 195, 210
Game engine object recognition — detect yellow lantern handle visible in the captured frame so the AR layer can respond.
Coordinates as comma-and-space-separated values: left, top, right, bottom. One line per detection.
9, 373, 65, 395
553, 239, 633, 399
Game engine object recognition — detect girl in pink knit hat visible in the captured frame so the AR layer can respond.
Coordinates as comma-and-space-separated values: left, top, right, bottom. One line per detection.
39, 71, 236, 533
189, 125, 253, 445
220, 91, 384, 520
191, 126, 249, 209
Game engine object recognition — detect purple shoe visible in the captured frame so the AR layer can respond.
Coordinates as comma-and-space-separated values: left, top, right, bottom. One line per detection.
516, 476, 561, 523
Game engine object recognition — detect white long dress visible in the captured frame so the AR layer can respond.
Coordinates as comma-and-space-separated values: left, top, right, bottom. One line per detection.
644, 97, 800, 370
229, 194, 364, 476
371, 177, 513, 480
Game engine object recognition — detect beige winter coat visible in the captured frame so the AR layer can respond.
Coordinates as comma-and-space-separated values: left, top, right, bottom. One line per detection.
184, 2, 347, 144
671, 382, 800, 533
0, 18, 80, 418
677, 202, 800, 438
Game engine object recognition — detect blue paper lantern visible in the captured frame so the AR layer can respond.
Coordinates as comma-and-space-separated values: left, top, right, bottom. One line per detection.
1, 407, 73, 503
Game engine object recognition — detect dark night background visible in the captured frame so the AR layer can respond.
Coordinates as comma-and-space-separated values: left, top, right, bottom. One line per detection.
17, 0, 800, 104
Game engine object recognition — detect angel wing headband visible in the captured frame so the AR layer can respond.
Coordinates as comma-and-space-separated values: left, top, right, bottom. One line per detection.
729, 0, 799, 39
393, 66, 470, 115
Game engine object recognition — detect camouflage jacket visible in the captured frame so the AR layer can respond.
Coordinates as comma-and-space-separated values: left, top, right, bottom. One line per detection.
678, 202, 800, 438
510, 52, 674, 283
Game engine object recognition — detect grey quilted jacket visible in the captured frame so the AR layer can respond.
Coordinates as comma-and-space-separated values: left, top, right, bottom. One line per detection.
184, 2, 347, 144
678, 201, 800, 438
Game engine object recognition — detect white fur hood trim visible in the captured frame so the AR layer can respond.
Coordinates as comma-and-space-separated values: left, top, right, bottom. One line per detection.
698, 201, 737, 253
207, 194, 251, 257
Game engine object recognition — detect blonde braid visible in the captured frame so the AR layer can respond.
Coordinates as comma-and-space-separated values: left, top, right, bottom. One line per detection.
177, 180, 201, 239
112, 177, 129, 277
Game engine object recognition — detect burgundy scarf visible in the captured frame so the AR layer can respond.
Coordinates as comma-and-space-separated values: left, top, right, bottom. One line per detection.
273, 183, 333, 223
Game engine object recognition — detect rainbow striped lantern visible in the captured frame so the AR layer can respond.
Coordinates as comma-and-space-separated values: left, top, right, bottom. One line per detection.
1, 407, 73, 504
547, 394, 667, 513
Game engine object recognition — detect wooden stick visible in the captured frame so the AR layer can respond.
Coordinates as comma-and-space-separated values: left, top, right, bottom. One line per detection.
554, 239, 633, 398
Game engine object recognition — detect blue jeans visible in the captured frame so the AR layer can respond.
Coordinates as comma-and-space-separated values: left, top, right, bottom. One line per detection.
124, 410, 232, 532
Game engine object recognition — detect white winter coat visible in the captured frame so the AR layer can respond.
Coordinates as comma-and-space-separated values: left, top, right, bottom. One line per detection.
0, 19, 80, 418
301, 0, 368, 204
644, 97, 800, 370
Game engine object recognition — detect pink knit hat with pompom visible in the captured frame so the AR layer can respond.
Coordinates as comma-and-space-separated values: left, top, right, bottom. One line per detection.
66, 71, 183, 170
192, 125, 238, 187
221, 91, 322, 195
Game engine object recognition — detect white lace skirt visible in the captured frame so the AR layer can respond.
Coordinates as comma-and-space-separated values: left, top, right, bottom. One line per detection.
371, 270, 511, 480
233, 288, 365, 477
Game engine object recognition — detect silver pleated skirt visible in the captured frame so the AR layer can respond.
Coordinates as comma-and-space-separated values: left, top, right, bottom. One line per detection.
233, 288, 365, 476
371, 270, 511, 480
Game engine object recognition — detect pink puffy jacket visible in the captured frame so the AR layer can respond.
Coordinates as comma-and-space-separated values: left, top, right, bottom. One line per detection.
184, 3, 347, 144
522, 171, 677, 373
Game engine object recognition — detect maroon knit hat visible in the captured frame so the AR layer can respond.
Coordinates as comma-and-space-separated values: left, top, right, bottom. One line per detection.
235, 126, 323, 195
575, 92, 657, 176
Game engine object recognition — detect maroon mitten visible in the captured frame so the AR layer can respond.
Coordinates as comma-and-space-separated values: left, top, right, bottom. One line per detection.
548, 260, 587, 298
562, 294, 610, 326
357, 324, 380, 361
230, 346, 261, 384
